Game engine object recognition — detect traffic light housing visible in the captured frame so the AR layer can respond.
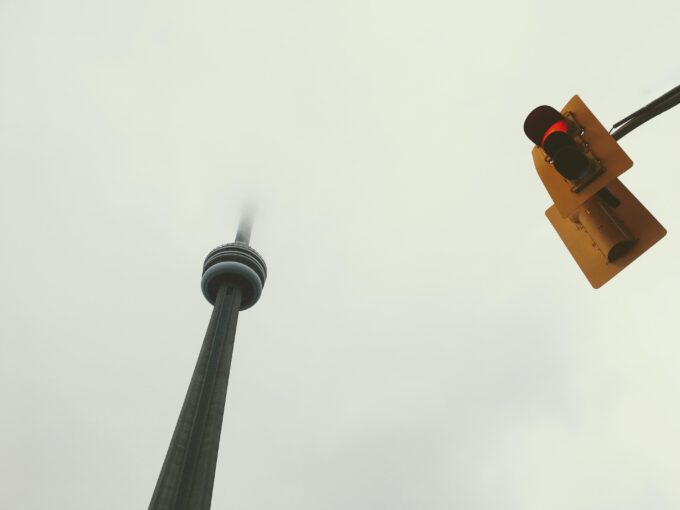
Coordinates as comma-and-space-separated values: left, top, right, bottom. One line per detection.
525, 105, 591, 181
525, 95, 666, 288
526, 96, 634, 218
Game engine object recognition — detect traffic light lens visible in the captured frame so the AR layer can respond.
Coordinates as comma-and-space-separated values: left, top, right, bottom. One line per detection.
543, 131, 576, 154
543, 131, 590, 180
541, 120, 569, 145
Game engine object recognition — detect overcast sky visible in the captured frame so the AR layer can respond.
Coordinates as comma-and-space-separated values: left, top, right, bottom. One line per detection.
2, 1, 680, 509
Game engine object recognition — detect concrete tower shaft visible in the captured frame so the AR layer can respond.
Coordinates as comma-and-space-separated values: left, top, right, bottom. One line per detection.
149, 219, 266, 510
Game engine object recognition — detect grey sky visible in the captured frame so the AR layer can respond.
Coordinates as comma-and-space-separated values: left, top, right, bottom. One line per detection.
1, 1, 680, 508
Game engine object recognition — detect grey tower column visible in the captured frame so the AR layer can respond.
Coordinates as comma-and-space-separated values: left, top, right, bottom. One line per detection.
149, 221, 267, 510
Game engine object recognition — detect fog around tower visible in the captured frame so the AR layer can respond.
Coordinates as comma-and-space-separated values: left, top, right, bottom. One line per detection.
1, 1, 680, 509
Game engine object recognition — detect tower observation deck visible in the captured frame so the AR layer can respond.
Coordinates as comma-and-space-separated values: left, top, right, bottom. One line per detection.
149, 217, 267, 509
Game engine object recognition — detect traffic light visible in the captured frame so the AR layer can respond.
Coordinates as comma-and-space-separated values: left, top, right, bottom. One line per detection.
525, 105, 591, 181
525, 95, 666, 288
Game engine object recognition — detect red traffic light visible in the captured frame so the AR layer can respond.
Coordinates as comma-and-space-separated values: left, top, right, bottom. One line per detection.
524, 105, 590, 181
541, 119, 569, 145
525, 95, 662, 289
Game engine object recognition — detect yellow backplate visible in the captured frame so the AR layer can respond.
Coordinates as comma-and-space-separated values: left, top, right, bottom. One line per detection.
546, 178, 666, 288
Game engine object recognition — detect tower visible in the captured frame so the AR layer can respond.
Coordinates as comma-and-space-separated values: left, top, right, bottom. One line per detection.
149, 217, 267, 509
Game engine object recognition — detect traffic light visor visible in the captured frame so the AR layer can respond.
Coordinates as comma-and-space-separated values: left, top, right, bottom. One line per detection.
524, 105, 565, 146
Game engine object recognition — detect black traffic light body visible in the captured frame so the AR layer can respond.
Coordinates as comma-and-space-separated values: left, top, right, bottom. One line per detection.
525, 95, 666, 288
525, 105, 591, 181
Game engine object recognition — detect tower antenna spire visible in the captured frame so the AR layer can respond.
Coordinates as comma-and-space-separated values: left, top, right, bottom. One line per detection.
234, 208, 253, 244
